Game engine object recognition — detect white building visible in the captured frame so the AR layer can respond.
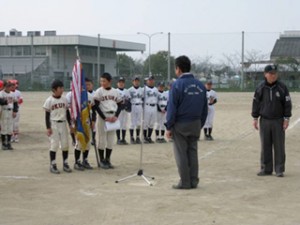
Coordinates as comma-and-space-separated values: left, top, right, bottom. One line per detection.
0, 29, 145, 90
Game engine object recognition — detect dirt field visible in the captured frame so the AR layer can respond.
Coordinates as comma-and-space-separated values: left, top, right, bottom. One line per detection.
0, 92, 299, 225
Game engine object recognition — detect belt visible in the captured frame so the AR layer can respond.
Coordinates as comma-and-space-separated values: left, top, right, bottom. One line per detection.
53, 120, 65, 123
3, 108, 12, 111
105, 111, 115, 114
146, 104, 156, 107
160, 105, 166, 108
133, 103, 141, 105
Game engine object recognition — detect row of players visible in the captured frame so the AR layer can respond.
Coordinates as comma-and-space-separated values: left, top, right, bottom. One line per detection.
43, 73, 217, 174
0, 80, 23, 150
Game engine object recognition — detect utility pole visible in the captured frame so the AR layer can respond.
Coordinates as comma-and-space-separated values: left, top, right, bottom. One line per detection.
241, 31, 245, 91
30, 34, 34, 90
97, 34, 101, 84
167, 32, 171, 81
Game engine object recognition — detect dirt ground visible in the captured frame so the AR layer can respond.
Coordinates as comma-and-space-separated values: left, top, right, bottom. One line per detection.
0, 92, 300, 225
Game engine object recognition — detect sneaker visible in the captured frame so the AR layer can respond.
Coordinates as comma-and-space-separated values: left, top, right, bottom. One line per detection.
7, 144, 14, 150
99, 160, 109, 169
82, 160, 93, 170
2, 144, 8, 150
276, 172, 284, 177
144, 138, 149, 144
74, 161, 85, 171
135, 137, 141, 144
63, 163, 72, 173
117, 139, 122, 145
105, 160, 114, 169
257, 171, 272, 176
208, 135, 214, 141
130, 137, 136, 144
50, 164, 60, 174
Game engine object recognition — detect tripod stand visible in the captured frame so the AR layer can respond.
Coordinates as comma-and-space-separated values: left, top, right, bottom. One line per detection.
115, 78, 155, 186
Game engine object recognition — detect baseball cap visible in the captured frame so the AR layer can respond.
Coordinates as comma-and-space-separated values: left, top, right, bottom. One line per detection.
132, 76, 140, 81
147, 75, 155, 80
206, 80, 213, 84
118, 77, 125, 82
158, 81, 165, 86
264, 65, 278, 73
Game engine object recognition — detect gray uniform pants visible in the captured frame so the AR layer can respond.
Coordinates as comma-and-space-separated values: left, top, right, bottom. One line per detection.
259, 118, 285, 173
172, 120, 201, 187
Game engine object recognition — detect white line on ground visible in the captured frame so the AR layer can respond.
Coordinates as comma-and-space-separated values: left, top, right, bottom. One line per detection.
0, 175, 41, 180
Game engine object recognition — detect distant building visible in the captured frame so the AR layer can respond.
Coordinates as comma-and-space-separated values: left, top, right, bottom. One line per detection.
0, 29, 145, 90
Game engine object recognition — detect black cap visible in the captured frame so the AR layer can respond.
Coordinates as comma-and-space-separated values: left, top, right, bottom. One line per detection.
264, 65, 278, 73
158, 81, 165, 86
206, 80, 213, 84
118, 77, 125, 82
147, 75, 155, 80
132, 76, 140, 81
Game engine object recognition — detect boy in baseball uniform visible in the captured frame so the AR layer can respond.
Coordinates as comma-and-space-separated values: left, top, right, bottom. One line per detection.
127, 76, 143, 144
43, 79, 72, 174
0, 81, 18, 150
156, 82, 168, 143
116, 77, 130, 145
93, 73, 122, 169
143, 76, 158, 144
10, 80, 23, 143
203, 80, 217, 140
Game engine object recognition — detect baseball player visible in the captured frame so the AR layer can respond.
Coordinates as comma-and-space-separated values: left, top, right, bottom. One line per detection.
203, 80, 217, 140
116, 77, 130, 145
0, 81, 18, 150
156, 82, 168, 143
85, 78, 96, 145
127, 76, 143, 144
65, 89, 76, 146
143, 76, 158, 143
43, 79, 72, 174
10, 80, 23, 143
93, 72, 122, 169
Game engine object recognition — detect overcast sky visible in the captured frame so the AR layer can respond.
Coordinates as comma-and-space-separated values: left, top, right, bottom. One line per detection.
2, 0, 299, 62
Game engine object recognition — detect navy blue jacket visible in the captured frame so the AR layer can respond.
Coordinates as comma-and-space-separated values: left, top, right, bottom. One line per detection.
165, 73, 208, 130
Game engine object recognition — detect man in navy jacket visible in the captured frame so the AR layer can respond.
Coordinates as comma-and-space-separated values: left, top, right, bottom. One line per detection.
166, 55, 207, 189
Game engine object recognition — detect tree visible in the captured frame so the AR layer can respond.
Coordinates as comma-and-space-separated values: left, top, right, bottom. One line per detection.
143, 51, 175, 80
116, 54, 135, 77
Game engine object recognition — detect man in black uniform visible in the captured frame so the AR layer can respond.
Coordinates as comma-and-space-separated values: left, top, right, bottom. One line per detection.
252, 65, 292, 177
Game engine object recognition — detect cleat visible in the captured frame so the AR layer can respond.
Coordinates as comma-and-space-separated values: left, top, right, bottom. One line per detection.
276, 172, 284, 177
156, 138, 161, 143
160, 138, 167, 143
105, 160, 114, 169
135, 137, 141, 144
99, 160, 109, 169
130, 137, 136, 144
50, 164, 60, 174
148, 138, 154, 144
144, 138, 149, 144
63, 163, 72, 173
122, 140, 128, 145
257, 171, 272, 176
117, 139, 123, 145
7, 144, 14, 150
82, 160, 93, 170
74, 162, 85, 171
2, 144, 8, 150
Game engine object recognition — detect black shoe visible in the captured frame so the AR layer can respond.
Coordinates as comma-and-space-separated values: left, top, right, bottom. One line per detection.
191, 178, 199, 189
257, 171, 272, 176
130, 137, 136, 144
7, 144, 14, 150
82, 160, 93, 170
160, 138, 167, 143
2, 144, 8, 150
135, 137, 141, 144
74, 161, 85, 171
63, 163, 72, 173
172, 184, 191, 190
117, 139, 122, 145
122, 139, 128, 145
50, 164, 60, 174
99, 160, 109, 169
156, 138, 161, 143
148, 138, 154, 144
276, 172, 284, 177
144, 138, 150, 144
105, 160, 114, 169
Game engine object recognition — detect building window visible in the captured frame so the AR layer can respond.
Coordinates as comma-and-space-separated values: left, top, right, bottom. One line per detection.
12, 47, 23, 56
35, 46, 46, 56
0, 47, 10, 56
23, 46, 31, 56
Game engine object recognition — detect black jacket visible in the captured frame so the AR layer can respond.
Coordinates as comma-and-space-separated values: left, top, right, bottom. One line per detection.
251, 79, 292, 120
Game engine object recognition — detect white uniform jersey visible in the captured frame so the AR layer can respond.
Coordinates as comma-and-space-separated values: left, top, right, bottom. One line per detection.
207, 89, 217, 108
93, 87, 122, 113
88, 90, 96, 97
13, 89, 23, 105
157, 90, 168, 111
65, 91, 72, 107
117, 88, 129, 103
43, 96, 68, 121
0, 90, 17, 110
144, 86, 158, 105
127, 86, 144, 105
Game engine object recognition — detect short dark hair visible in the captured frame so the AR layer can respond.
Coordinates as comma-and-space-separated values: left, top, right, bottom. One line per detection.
101, 72, 112, 81
51, 79, 64, 90
175, 55, 191, 73
85, 77, 93, 83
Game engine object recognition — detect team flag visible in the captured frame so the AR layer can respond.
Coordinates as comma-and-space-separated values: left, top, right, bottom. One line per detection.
71, 59, 90, 150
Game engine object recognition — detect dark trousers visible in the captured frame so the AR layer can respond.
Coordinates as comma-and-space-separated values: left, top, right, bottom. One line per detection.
259, 118, 285, 173
172, 120, 201, 187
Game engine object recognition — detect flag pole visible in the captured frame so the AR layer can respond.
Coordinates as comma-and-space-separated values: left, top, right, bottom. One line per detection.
73, 46, 100, 167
